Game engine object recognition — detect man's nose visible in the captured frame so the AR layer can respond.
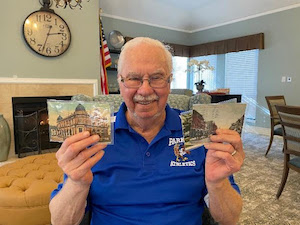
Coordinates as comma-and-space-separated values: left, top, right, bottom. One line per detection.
138, 78, 153, 92
140, 78, 152, 88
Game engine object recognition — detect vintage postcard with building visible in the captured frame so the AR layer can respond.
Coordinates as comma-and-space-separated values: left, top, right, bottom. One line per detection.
47, 100, 113, 143
180, 103, 246, 150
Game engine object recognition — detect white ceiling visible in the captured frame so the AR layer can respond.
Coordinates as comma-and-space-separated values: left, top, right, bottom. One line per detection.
100, 0, 300, 33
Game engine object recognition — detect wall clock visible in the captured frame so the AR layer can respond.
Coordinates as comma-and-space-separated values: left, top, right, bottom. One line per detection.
23, 7, 71, 57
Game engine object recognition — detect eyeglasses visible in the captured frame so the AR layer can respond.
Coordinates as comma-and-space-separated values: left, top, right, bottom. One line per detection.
118, 75, 172, 89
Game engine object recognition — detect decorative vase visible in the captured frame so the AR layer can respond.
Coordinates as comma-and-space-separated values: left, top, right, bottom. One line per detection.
0, 114, 11, 162
196, 84, 204, 93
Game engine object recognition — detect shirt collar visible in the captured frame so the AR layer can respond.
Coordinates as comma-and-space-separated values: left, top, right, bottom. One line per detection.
114, 102, 129, 130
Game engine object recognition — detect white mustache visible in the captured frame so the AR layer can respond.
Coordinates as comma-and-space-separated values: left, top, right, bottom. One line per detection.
133, 94, 159, 103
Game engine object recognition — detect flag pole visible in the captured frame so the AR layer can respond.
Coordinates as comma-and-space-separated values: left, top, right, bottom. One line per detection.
99, 8, 111, 95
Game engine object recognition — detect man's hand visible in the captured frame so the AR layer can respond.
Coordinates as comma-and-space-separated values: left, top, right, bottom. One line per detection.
56, 131, 106, 187
204, 129, 245, 185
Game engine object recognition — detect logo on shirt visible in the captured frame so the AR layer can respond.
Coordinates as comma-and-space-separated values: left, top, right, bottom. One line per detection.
168, 139, 196, 167
168, 137, 184, 146
173, 143, 190, 162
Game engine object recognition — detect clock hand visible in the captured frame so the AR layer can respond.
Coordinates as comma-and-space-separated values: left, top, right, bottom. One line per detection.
42, 25, 52, 52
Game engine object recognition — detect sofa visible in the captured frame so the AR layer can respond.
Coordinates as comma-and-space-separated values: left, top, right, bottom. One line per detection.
171, 88, 193, 97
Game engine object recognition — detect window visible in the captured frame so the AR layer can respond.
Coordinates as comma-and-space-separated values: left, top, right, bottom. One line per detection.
171, 50, 259, 122
171, 56, 188, 89
189, 55, 217, 93
225, 49, 259, 122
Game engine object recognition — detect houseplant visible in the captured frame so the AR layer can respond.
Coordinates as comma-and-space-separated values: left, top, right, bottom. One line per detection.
194, 80, 206, 92
187, 59, 214, 92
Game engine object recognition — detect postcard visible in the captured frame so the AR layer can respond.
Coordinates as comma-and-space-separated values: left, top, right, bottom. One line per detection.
180, 103, 246, 150
47, 100, 113, 144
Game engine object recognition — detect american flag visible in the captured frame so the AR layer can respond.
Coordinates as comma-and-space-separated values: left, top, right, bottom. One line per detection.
99, 18, 111, 94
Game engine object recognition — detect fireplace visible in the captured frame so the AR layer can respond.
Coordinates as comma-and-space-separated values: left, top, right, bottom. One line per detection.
12, 96, 72, 157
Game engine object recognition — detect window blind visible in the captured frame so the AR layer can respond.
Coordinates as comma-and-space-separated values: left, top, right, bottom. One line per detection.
225, 49, 259, 120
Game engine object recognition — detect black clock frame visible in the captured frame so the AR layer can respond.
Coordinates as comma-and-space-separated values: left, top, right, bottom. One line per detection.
22, 6, 71, 57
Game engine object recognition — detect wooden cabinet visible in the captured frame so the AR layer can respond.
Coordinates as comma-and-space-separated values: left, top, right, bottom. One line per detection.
107, 49, 121, 94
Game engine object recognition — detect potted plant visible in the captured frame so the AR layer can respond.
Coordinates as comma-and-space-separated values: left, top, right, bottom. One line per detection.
195, 80, 206, 92
187, 59, 214, 93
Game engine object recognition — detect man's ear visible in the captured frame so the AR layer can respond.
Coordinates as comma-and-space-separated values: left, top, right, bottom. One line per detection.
117, 74, 123, 96
117, 74, 121, 85
168, 74, 173, 94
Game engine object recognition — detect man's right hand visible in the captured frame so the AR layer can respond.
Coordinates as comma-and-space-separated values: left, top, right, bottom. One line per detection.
56, 131, 106, 187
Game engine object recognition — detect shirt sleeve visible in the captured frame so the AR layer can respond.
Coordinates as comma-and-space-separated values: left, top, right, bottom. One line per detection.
50, 174, 91, 213
50, 173, 68, 200
202, 146, 241, 207
229, 174, 241, 194
204, 175, 241, 208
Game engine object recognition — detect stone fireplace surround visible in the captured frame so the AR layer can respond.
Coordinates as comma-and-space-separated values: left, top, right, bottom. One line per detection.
0, 77, 98, 159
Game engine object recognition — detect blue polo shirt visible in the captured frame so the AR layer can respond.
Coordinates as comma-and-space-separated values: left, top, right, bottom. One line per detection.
51, 103, 240, 225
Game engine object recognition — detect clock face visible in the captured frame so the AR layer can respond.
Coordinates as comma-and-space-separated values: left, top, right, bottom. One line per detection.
23, 10, 71, 57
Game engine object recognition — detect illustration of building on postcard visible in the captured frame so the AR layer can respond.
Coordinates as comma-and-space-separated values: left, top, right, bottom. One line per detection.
48, 101, 111, 143
182, 103, 246, 149
190, 110, 218, 143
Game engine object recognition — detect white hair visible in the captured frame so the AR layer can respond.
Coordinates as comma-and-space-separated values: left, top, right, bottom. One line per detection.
117, 37, 173, 75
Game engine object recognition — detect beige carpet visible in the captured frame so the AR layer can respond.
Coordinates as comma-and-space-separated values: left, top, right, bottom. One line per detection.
236, 132, 300, 225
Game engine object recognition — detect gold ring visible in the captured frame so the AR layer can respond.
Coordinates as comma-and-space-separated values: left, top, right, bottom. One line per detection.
231, 150, 237, 156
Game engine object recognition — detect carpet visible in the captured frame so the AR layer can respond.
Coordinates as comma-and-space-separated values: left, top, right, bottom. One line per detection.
236, 132, 300, 225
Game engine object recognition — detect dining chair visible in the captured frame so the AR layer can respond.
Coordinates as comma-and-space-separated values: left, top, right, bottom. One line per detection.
265, 96, 286, 156
275, 105, 300, 199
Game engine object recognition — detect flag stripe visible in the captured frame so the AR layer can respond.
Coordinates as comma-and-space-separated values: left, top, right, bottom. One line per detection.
100, 20, 111, 68
99, 16, 111, 94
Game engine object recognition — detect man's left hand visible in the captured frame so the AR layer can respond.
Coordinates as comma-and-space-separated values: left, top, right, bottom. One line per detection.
204, 129, 245, 185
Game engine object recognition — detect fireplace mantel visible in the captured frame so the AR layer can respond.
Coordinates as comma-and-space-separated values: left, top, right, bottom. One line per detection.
0, 77, 98, 95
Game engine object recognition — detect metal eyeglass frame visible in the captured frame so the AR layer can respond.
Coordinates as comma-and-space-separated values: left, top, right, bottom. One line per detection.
118, 75, 172, 89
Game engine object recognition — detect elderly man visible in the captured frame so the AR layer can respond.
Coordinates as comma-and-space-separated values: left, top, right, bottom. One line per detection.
50, 37, 244, 225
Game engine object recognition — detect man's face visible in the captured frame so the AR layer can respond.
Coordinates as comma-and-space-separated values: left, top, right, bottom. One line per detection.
118, 43, 171, 121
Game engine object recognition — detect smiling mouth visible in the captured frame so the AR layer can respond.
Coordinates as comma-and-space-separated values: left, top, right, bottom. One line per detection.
136, 100, 156, 105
